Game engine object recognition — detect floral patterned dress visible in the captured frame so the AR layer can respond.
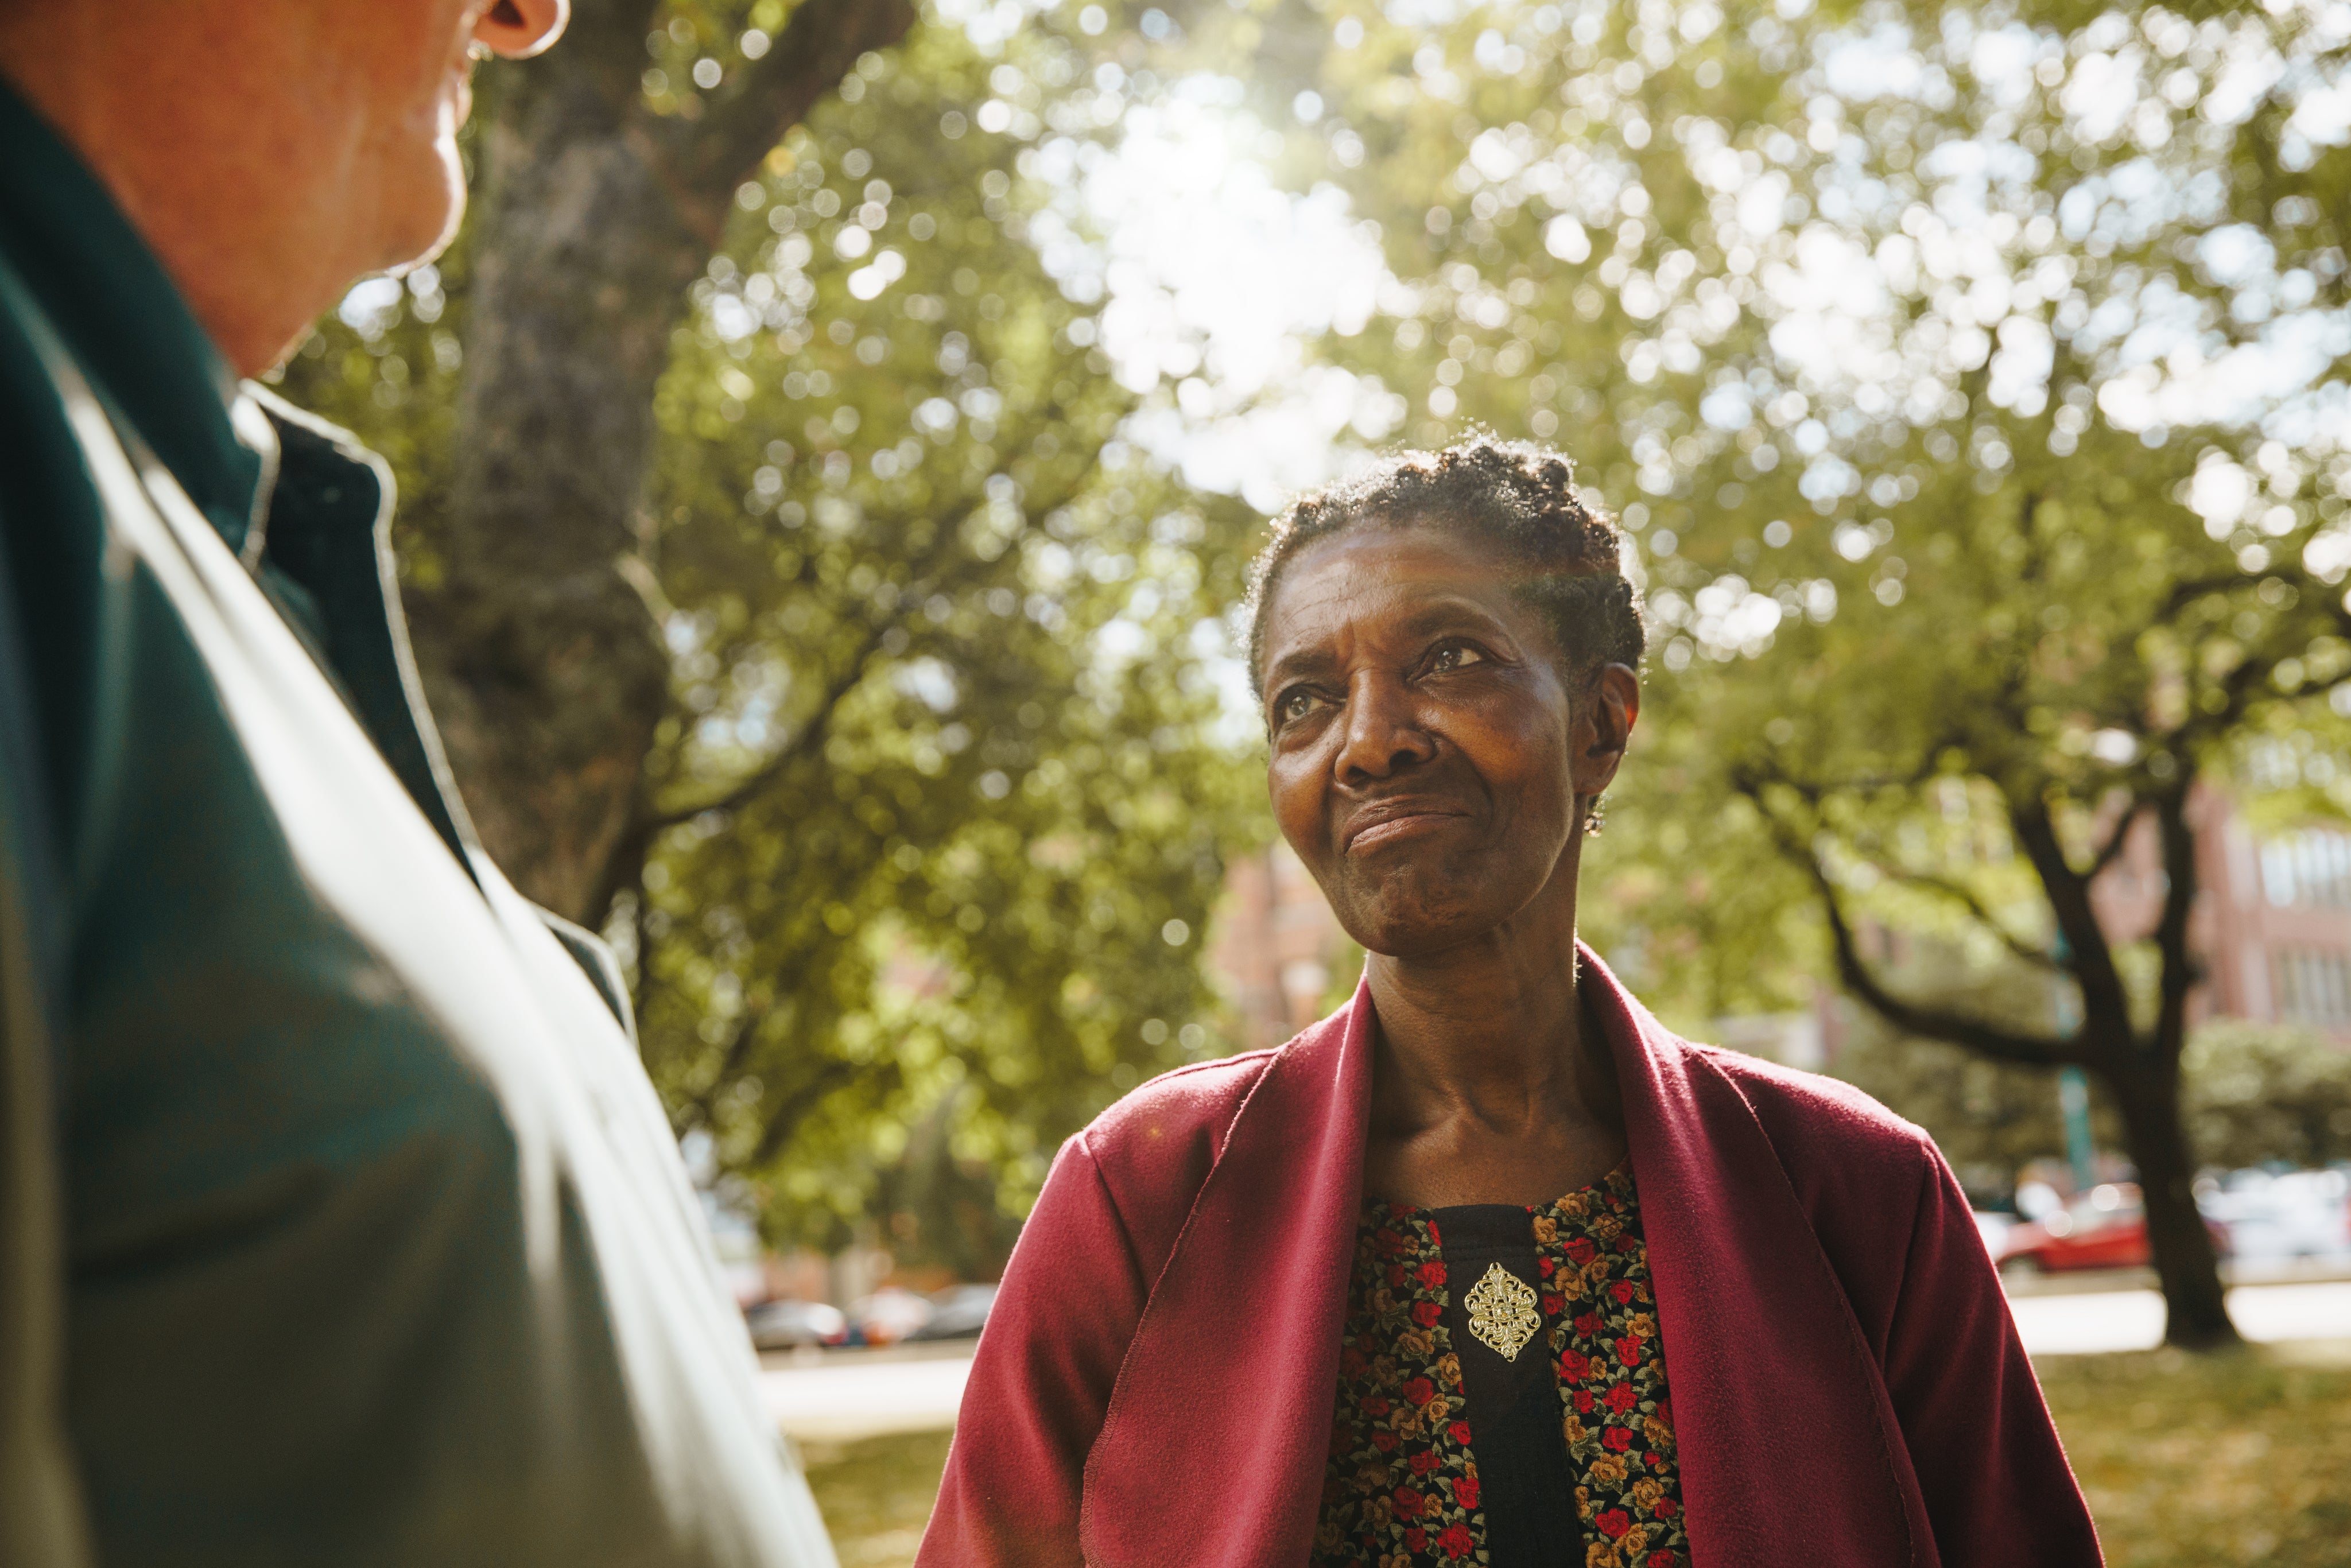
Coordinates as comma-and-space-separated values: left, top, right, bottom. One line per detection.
1311, 1167, 1687, 1568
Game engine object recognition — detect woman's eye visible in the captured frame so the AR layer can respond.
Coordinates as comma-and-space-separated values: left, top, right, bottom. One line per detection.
1429, 642, 1487, 673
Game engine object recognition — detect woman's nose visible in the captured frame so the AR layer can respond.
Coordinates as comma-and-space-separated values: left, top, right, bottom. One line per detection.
1333, 675, 1435, 782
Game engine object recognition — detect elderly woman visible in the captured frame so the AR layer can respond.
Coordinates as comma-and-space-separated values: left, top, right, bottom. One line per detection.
917, 440, 2099, 1568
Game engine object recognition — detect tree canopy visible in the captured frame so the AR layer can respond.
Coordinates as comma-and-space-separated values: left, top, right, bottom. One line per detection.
2184, 1018, 2351, 1171
274, 0, 2351, 1308
1154, 0, 2351, 1343
279, 6, 1264, 1253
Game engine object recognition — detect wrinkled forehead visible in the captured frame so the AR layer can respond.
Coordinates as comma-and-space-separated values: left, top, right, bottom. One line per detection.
1258, 524, 1558, 686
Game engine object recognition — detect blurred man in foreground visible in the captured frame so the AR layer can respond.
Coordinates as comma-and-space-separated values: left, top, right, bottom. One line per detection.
0, 5, 835, 1564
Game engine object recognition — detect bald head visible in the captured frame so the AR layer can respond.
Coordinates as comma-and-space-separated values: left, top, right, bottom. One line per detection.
0, 0, 568, 376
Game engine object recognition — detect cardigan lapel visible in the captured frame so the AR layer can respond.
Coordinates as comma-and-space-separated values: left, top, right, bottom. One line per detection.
1084, 950, 1925, 1568
1080, 990, 1375, 1568
1581, 948, 1926, 1566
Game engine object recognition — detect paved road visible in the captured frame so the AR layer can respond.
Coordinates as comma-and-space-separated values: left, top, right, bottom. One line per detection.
761, 1279, 2351, 1443
2004, 1278, 2351, 1356
763, 1350, 974, 1443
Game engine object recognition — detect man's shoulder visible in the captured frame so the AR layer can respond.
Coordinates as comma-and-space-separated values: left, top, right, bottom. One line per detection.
0, 253, 101, 521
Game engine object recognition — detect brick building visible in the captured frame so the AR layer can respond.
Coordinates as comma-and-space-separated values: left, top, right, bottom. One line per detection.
2080, 787, 2351, 1037
2185, 800, 2351, 1032
1206, 842, 1353, 1054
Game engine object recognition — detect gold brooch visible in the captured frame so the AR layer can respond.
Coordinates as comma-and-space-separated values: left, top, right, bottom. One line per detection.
1464, 1262, 1542, 1361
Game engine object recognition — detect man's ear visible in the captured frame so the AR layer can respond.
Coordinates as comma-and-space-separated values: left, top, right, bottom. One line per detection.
474, 0, 568, 59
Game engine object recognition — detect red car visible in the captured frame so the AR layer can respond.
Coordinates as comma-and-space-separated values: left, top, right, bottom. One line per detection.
1996, 1183, 2230, 1276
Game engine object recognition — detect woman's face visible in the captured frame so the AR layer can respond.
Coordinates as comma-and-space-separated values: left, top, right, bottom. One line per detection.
1259, 525, 1636, 958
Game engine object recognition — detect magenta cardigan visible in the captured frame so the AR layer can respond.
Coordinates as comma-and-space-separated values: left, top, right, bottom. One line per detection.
918, 949, 2101, 1567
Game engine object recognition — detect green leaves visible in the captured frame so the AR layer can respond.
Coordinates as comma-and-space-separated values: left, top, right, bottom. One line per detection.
1198, 0, 2351, 1049
622, 30, 1263, 1244
269, 0, 2351, 1263
2183, 1019, 2351, 1170
278, 11, 1263, 1257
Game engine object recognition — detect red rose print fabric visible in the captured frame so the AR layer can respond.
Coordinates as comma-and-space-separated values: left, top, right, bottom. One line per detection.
1312, 1167, 1688, 1568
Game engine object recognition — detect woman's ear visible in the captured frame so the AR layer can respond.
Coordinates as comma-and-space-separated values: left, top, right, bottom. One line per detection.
1573, 663, 1640, 797
473, 0, 569, 59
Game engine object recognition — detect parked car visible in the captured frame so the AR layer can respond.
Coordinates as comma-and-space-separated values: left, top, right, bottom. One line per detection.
2197, 1168, 2351, 1264
849, 1286, 937, 1346
906, 1283, 998, 1342
1995, 1183, 2230, 1276
744, 1297, 848, 1351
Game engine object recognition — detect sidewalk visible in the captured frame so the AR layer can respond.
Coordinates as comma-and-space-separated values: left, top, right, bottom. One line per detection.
763, 1350, 974, 1443
759, 1278, 2351, 1442
2001, 1254, 2351, 1297
2007, 1279, 2351, 1356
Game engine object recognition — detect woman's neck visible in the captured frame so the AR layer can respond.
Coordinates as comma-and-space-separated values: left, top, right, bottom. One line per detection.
1360, 882, 1627, 1208
1367, 935, 1588, 1128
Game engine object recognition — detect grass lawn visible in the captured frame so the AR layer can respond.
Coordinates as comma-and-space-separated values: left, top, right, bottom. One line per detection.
801, 1430, 955, 1568
801, 1343, 2351, 1566
2040, 1343, 2351, 1567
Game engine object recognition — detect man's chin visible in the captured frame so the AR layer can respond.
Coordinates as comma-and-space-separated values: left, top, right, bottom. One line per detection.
380, 156, 467, 277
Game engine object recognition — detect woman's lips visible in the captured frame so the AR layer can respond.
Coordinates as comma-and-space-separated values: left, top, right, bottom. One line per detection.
1345, 810, 1467, 853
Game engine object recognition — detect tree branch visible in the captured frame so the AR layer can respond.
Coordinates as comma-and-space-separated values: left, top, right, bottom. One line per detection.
650, 616, 895, 830
1732, 774, 2079, 1069
2013, 488, 2049, 587
1872, 863, 2063, 973
630, 878, 663, 1029
687, 0, 921, 196
2085, 795, 2144, 882
2160, 573, 2251, 620
1808, 842, 2078, 1070
2006, 798, 2132, 1037
645, 424, 1103, 833
583, 777, 657, 933
682, 993, 782, 1130
562, 0, 674, 105
750, 1057, 870, 1167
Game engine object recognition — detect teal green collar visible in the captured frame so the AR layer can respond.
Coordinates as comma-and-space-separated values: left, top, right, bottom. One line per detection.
0, 78, 263, 549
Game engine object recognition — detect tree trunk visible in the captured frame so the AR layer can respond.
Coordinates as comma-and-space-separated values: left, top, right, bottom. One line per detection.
423, 32, 692, 921
1782, 781, 2244, 1352
2102, 1056, 2238, 1349
417, 0, 914, 921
